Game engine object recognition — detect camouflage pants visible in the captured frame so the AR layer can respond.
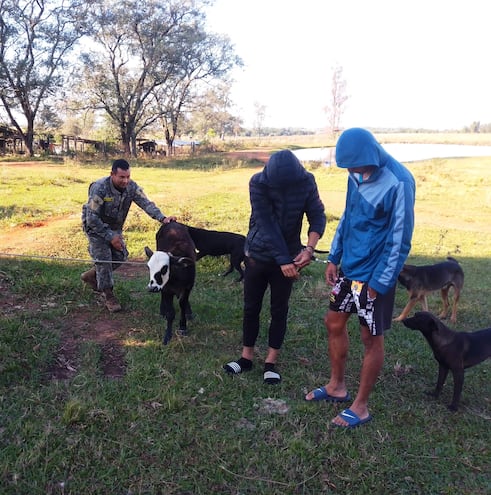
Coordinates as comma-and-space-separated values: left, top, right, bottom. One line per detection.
86, 233, 129, 290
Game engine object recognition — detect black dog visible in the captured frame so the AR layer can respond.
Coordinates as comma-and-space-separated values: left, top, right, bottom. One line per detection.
185, 225, 245, 281
394, 257, 464, 323
403, 311, 491, 411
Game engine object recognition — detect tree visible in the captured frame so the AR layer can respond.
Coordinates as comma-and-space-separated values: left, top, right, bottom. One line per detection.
37, 103, 62, 148
80, 0, 241, 156
324, 65, 349, 137
470, 121, 480, 133
153, 36, 241, 154
0, 0, 89, 155
175, 81, 242, 141
253, 101, 266, 136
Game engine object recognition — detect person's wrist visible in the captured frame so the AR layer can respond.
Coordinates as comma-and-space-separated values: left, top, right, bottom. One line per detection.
304, 245, 314, 257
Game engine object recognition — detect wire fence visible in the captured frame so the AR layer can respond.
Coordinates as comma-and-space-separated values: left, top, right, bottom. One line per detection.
0, 252, 328, 265
0, 252, 147, 266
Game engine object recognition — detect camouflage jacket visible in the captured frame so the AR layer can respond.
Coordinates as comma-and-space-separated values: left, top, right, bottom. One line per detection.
82, 176, 165, 241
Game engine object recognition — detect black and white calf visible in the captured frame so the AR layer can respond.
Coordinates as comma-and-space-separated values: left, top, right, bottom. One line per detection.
145, 222, 196, 345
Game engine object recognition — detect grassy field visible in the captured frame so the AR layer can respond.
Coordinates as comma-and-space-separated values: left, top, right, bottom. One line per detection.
0, 150, 490, 494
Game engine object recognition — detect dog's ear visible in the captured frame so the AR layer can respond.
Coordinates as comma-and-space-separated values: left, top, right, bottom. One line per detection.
429, 319, 439, 332
401, 316, 415, 328
402, 264, 417, 274
423, 312, 442, 333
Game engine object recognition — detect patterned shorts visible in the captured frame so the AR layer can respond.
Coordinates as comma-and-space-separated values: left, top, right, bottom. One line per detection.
329, 275, 395, 335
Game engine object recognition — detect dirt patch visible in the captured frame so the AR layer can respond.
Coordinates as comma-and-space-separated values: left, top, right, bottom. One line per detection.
0, 213, 82, 256
223, 150, 271, 163
52, 262, 150, 380
1, 251, 151, 382
47, 304, 128, 380
0, 267, 133, 380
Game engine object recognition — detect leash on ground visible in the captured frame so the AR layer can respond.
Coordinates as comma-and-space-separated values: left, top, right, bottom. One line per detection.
0, 252, 148, 266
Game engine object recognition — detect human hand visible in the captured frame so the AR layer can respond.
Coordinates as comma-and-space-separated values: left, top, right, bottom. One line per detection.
162, 216, 177, 224
293, 248, 312, 270
325, 262, 338, 286
280, 263, 300, 280
367, 286, 377, 299
111, 234, 125, 251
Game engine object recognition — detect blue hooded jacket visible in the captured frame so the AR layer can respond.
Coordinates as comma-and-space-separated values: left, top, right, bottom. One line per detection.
328, 128, 415, 294
245, 150, 326, 265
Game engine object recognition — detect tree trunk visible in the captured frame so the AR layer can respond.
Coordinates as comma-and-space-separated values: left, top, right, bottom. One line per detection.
25, 119, 35, 156
130, 134, 138, 157
120, 123, 131, 155
164, 128, 174, 156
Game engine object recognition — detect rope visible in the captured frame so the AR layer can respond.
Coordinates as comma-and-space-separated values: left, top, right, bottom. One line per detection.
0, 252, 147, 266
0, 251, 327, 266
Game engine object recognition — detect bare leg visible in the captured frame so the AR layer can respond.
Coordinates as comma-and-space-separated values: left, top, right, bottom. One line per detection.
239, 346, 280, 365
305, 310, 350, 400
241, 346, 254, 361
332, 325, 384, 426
265, 347, 280, 364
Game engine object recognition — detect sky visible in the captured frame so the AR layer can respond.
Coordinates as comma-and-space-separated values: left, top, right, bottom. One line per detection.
205, 0, 491, 131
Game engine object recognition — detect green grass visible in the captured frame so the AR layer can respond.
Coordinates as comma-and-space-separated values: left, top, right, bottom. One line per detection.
0, 152, 490, 494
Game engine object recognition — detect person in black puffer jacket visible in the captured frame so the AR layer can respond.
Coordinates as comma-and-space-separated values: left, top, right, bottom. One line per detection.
223, 150, 326, 384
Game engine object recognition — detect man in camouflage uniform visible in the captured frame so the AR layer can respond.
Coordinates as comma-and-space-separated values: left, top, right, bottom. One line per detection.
81, 158, 175, 312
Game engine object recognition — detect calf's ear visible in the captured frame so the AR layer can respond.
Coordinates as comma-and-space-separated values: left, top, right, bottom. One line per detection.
144, 246, 154, 258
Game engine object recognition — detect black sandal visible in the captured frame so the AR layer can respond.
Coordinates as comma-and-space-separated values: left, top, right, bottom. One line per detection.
263, 363, 281, 384
223, 357, 252, 374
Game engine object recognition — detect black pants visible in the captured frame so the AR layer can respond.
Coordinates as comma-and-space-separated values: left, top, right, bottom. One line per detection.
242, 256, 294, 350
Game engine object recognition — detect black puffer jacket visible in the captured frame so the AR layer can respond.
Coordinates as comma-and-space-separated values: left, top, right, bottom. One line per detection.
245, 150, 326, 265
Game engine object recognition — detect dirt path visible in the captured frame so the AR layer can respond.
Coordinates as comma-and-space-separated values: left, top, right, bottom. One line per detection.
0, 260, 144, 380
223, 149, 271, 163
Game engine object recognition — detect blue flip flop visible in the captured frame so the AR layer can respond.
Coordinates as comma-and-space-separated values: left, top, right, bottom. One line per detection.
305, 387, 351, 403
333, 408, 372, 428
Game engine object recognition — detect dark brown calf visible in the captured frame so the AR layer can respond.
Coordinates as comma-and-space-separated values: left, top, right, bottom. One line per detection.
145, 222, 196, 345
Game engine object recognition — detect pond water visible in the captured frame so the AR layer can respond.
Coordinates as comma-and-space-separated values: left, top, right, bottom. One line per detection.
293, 143, 491, 164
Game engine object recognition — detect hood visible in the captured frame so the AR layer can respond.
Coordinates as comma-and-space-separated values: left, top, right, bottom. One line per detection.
335, 128, 390, 169
262, 149, 308, 186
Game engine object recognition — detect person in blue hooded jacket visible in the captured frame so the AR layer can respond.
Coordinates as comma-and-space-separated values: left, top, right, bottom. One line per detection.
305, 128, 415, 428
224, 149, 326, 384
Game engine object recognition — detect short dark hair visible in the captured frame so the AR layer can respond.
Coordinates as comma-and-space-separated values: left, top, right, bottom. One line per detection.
111, 158, 130, 173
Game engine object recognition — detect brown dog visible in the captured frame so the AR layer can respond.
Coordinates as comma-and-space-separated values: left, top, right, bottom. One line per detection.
393, 257, 464, 323
403, 311, 491, 411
